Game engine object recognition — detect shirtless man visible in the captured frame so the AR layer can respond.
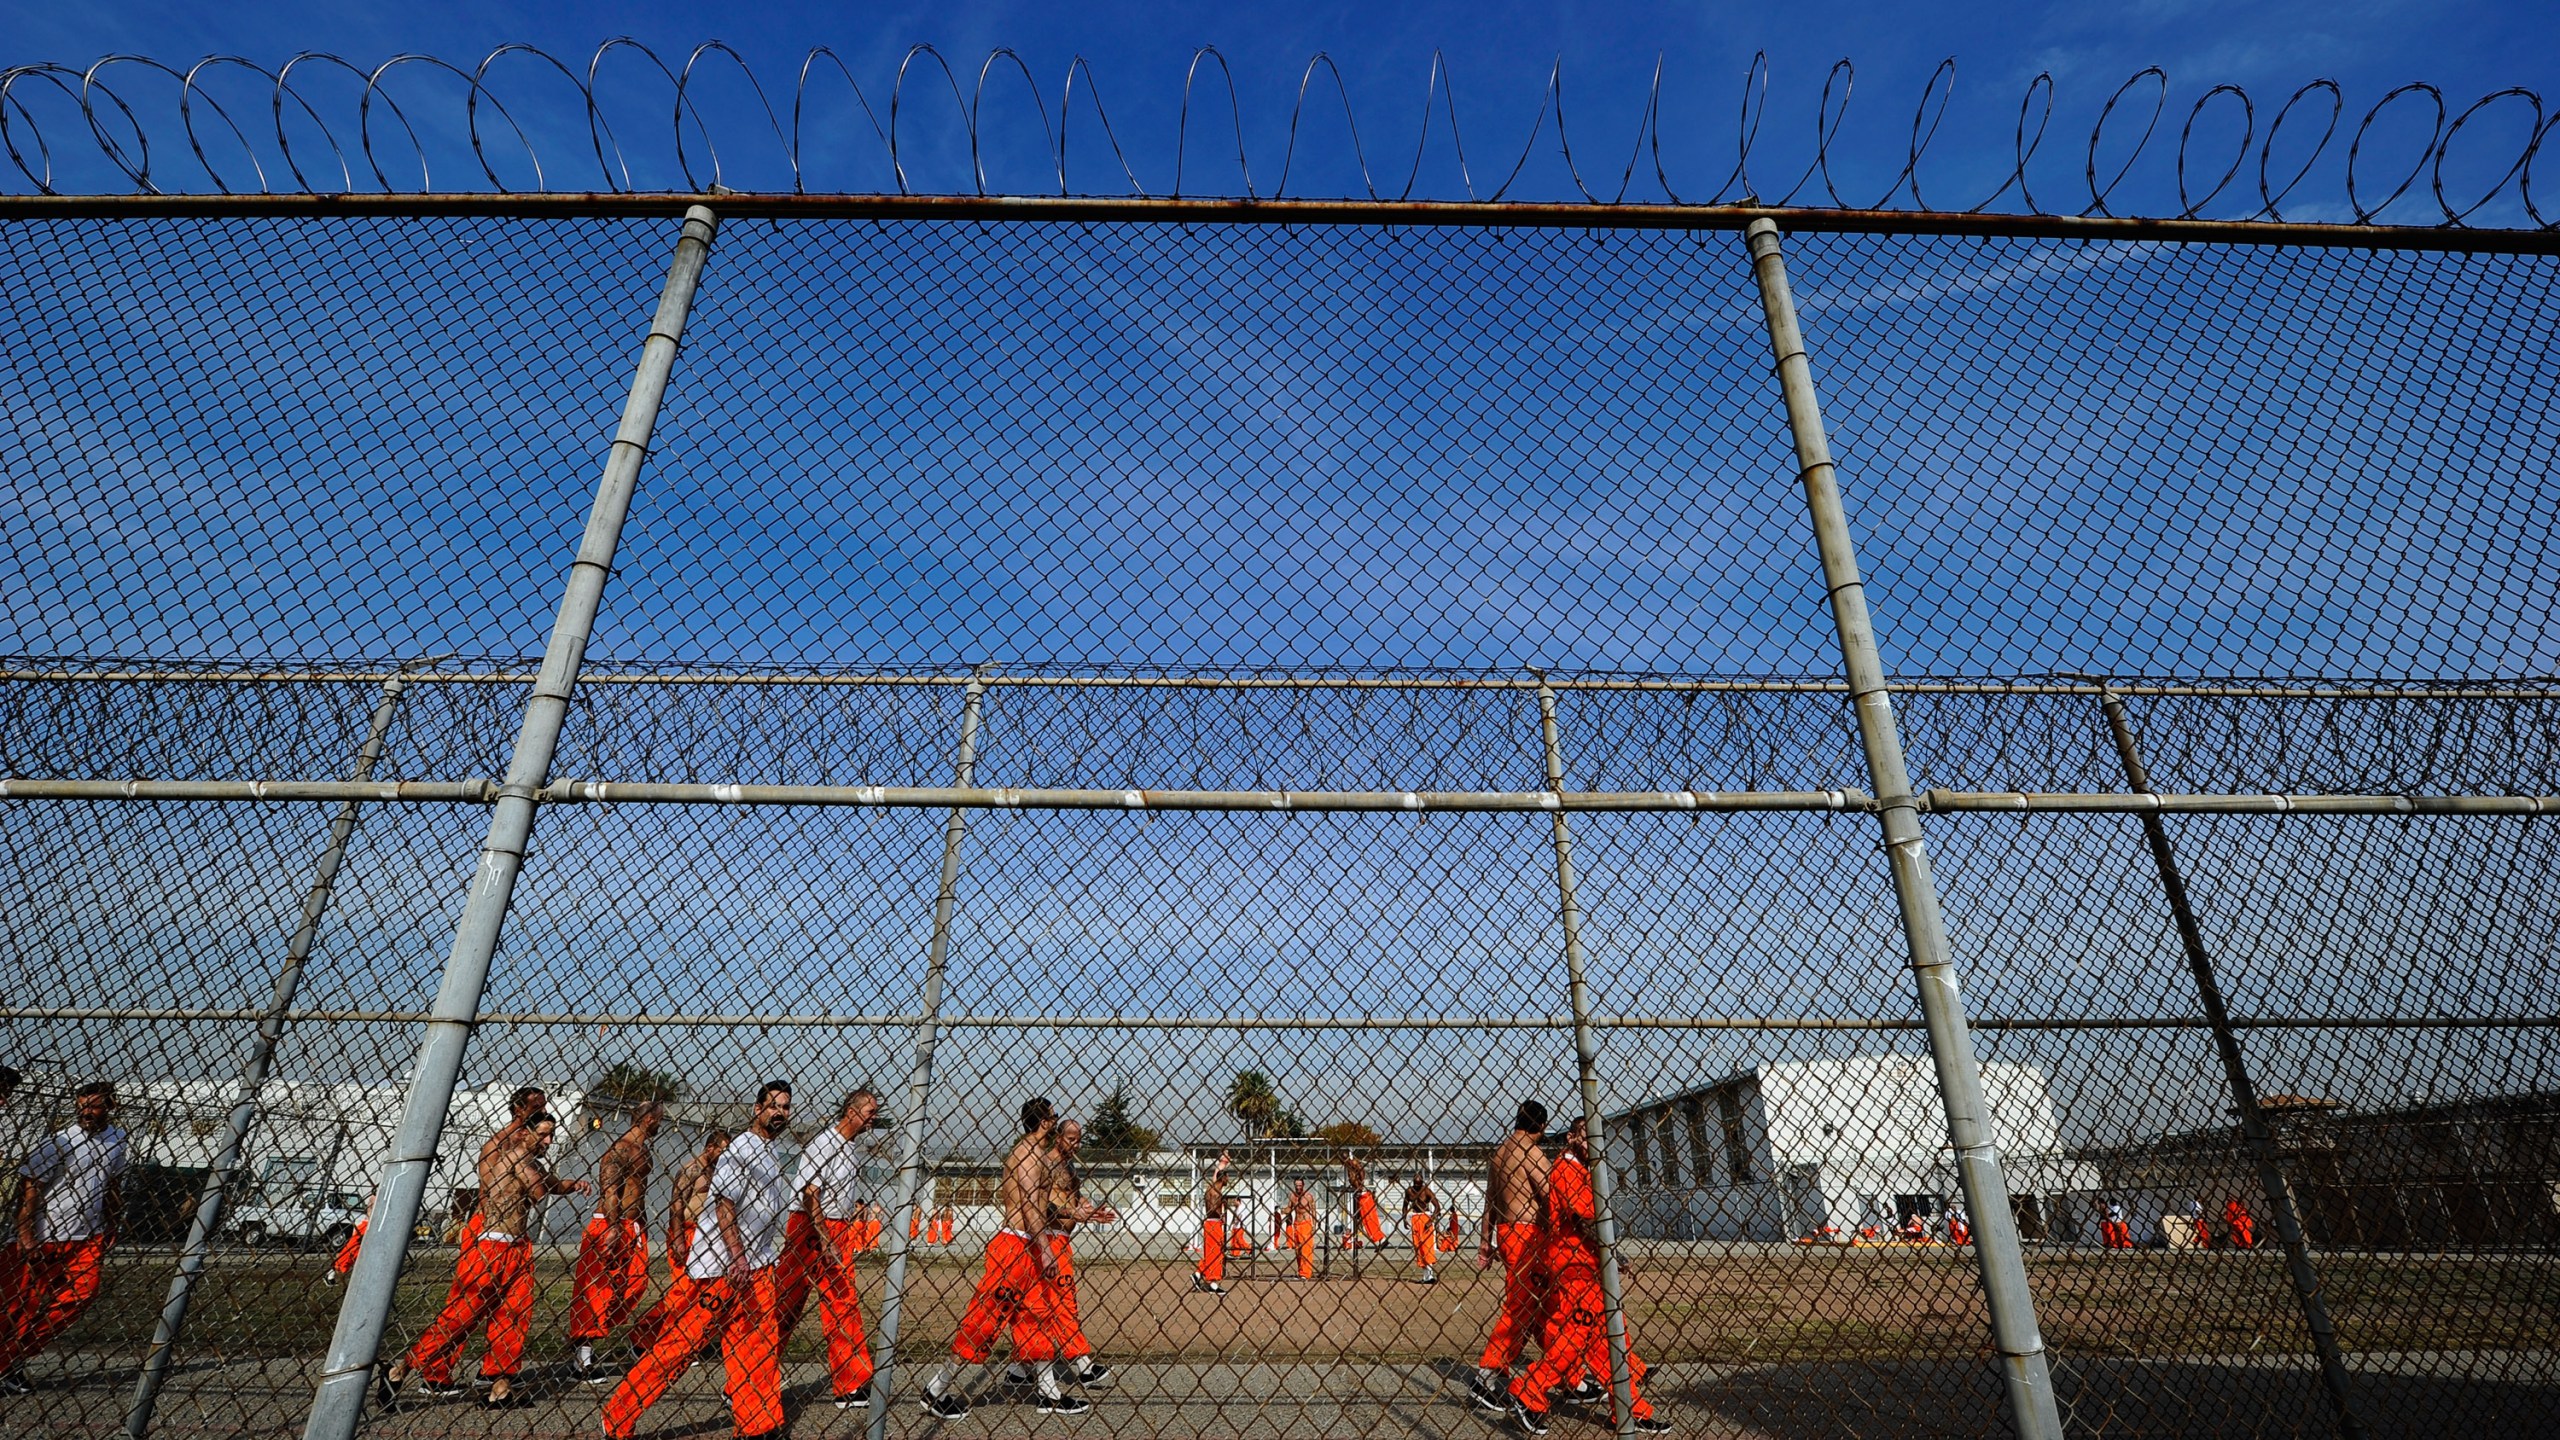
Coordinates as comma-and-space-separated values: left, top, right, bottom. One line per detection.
570, 1102, 663, 1381
1192, 1150, 1232, 1294
1400, 1171, 1443, 1283
1009, 1119, 1115, 1393
451, 1086, 545, 1245
383, 1113, 586, 1409
919, 1097, 1084, 1418
1470, 1100, 1553, 1413
1345, 1151, 1384, 1250
1285, 1179, 1318, 1280
1509, 1118, 1666, 1434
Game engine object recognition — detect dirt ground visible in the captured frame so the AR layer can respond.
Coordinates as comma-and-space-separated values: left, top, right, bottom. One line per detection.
11, 1243, 2554, 1438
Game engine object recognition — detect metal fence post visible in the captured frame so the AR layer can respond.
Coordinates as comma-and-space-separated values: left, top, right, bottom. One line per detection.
2082, 681, 2365, 1438
1741, 217, 2067, 1440
299, 202, 718, 1440
127, 672, 414, 1438
867, 677, 987, 1440
1534, 682, 1639, 1437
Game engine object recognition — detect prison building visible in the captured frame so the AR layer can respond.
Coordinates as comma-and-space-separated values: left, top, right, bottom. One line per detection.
1606, 1055, 2095, 1242
2076, 1089, 2560, 1250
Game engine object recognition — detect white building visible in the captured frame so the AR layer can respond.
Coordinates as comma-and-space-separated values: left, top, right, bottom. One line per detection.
1605, 1054, 2097, 1242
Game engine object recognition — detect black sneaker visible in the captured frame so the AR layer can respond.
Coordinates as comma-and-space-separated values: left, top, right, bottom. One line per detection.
1469, 1375, 1509, 1413
0, 1372, 30, 1398
1558, 1380, 1605, 1406
415, 1380, 467, 1399
835, 1385, 872, 1408
1629, 1416, 1673, 1434
572, 1359, 620, 1385
370, 1370, 400, 1411
1003, 1368, 1036, 1389
1509, 1397, 1549, 1435
1069, 1361, 1112, 1388
920, 1388, 970, 1419
1035, 1393, 1092, 1415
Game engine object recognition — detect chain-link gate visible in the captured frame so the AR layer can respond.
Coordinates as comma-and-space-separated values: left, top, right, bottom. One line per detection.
1, 193, 2555, 1440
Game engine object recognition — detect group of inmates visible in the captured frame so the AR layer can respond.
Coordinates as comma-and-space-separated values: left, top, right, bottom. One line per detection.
0, 1070, 1678, 1436
369, 1083, 1114, 1436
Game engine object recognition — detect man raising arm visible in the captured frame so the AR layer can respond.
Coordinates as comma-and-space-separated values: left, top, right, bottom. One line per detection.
1192, 1150, 1231, 1294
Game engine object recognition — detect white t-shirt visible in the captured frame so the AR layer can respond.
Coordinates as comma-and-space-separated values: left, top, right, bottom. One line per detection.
797, 1126, 867, 1222
687, 1130, 792, 1280
20, 1125, 129, 1243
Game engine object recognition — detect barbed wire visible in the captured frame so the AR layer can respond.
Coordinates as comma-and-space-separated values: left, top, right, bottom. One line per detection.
0, 40, 2553, 225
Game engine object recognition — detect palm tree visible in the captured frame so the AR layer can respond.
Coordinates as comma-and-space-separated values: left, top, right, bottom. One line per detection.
1225, 1070, 1279, 1142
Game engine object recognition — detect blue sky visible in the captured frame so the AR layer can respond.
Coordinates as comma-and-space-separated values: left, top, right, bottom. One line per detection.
5, 0, 2554, 220
6, 3, 2557, 1161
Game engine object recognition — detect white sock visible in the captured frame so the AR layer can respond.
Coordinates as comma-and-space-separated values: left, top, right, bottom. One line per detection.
1037, 1365, 1064, 1401
575, 1343, 592, 1367
1005, 1364, 1032, 1382
927, 1360, 960, 1397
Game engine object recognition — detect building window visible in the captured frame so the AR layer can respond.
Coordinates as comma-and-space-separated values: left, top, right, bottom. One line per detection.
1683, 1101, 1714, 1188
1717, 1089, 1752, 1183
942, 1176, 999, 1209
1157, 1176, 1190, 1209
1631, 1114, 1653, 1188
1655, 1111, 1684, 1187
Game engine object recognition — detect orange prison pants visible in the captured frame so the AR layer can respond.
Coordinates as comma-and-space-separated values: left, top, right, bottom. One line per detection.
814, 1217, 878, 1395
1199, 1219, 1225, 1284
950, 1231, 1056, 1364
571, 1217, 651, 1341
1409, 1214, 1438, 1268
1042, 1233, 1093, 1360
1287, 1217, 1316, 1279
773, 1211, 821, 1346
628, 1223, 695, 1353
2230, 1215, 2256, 1249
1512, 1246, 1650, 1419
407, 1236, 534, 1382
2099, 1221, 2131, 1250
937, 1214, 956, 1244
0, 1235, 110, 1375
857, 1217, 882, 1253
1356, 1192, 1385, 1245
604, 1267, 782, 1440
1476, 1222, 1551, 1372
331, 1219, 367, 1276
1228, 1221, 1251, 1256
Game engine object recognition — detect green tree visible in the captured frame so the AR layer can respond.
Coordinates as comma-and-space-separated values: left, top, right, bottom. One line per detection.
1314, 1121, 1381, 1152
1225, 1070, 1279, 1141
1087, 1084, 1161, 1154
1269, 1107, 1309, 1139
590, 1062, 680, 1109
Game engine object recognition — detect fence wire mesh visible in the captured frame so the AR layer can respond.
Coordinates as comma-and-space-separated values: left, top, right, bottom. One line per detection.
0, 208, 2555, 1440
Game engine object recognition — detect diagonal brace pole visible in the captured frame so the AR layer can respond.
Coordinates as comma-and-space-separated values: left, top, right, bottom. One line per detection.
299, 203, 718, 1440
127, 672, 414, 1439
2083, 681, 2364, 1439
867, 677, 987, 1440
1743, 216, 2066, 1440
1535, 683, 1640, 1436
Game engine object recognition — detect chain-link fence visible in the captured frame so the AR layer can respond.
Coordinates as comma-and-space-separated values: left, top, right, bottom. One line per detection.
2, 203, 2556, 1440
